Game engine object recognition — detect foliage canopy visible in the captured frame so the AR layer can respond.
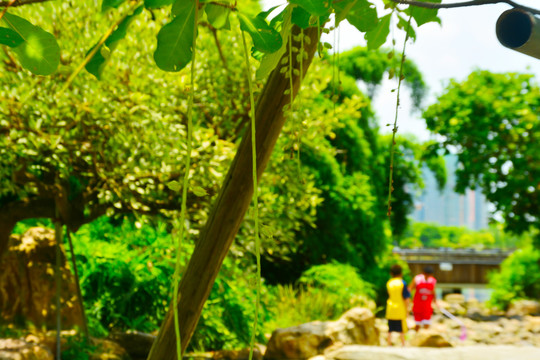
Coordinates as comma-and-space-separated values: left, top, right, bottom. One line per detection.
424, 71, 540, 239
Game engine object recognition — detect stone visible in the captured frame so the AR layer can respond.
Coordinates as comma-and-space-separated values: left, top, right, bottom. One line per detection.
325, 308, 378, 346
213, 346, 264, 360
409, 329, 452, 347
264, 321, 332, 360
0, 339, 53, 360
264, 307, 378, 360
0, 227, 84, 329
444, 294, 465, 305
322, 345, 540, 360
91, 338, 131, 360
110, 331, 155, 360
524, 316, 540, 333
506, 300, 540, 317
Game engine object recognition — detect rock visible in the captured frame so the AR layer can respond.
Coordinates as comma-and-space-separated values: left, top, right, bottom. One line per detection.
444, 294, 465, 305
265, 321, 332, 360
322, 345, 540, 360
0, 339, 53, 360
91, 338, 131, 360
325, 308, 378, 346
213, 346, 264, 360
264, 307, 378, 360
524, 316, 540, 333
0, 227, 84, 329
38, 330, 78, 354
506, 300, 540, 317
409, 329, 452, 347
110, 331, 155, 360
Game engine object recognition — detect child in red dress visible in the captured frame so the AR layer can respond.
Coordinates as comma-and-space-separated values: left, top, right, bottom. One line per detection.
409, 265, 438, 331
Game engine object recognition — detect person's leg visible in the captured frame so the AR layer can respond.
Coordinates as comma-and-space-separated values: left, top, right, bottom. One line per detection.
413, 312, 422, 331
388, 320, 403, 346
400, 332, 406, 346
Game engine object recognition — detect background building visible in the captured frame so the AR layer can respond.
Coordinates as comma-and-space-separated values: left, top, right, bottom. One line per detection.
413, 155, 489, 230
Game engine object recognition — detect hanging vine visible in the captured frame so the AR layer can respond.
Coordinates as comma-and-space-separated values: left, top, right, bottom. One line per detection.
387, 13, 413, 219
170, 1, 199, 358
240, 26, 261, 360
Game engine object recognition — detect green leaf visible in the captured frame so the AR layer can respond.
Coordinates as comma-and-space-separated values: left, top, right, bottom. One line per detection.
260, 225, 274, 238
2, 13, 60, 75
397, 15, 416, 40
346, 0, 378, 33
406, 0, 442, 27
171, 0, 196, 17
259, 5, 281, 20
333, 0, 357, 26
167, 180, 181, 191
192, 186, 207, 197
154, 0, 196, 72
86, 6, 143, 79
289, 0, 330, 17
102, 0, 127, 11
0, 27, 23, 47
205, 3, 230, 29
291, 6, 311, 29
238, 12, 282, 54
268, 7, 287, 28
144, 0, 175, 9
365, 13, 390, 50
256, 6, 292, 80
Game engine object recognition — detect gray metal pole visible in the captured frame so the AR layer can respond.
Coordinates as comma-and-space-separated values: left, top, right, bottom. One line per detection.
496, 9, 540, 60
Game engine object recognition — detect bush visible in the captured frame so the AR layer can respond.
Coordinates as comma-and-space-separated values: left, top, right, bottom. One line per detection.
73, 216, 182, 335
263, 262, 375, 333
74, 216, 267, 351
488, 245, 540, 310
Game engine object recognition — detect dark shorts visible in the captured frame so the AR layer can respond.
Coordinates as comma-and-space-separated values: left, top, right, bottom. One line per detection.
388, 319, 403, 333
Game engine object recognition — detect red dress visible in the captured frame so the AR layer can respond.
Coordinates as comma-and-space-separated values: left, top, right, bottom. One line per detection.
412, 274, 436, 323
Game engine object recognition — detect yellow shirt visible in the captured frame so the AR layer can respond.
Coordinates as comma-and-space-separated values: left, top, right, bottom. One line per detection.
386, 277, 409, 320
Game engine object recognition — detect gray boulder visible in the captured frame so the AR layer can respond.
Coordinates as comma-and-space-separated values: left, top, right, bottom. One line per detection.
264, 307, 378, 360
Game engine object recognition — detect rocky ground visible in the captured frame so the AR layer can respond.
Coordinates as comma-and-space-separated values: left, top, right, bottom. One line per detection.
321, 345, 540, 360
2, 298, 540, 360
376, 313, 540, 347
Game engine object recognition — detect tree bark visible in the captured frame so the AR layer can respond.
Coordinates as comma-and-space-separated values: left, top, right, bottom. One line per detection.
0, 219, 16, 260
0, 198, 56, 259
146, 25, 321, 360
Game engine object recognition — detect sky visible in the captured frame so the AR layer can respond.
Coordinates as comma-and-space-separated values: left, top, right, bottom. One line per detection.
260, 0, 540, 141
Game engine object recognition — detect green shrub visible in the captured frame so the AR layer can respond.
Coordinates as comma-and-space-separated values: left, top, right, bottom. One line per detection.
61, 334, 96, 360
75, 216, 267, 351
73, 216, 186, 335
263, 262, 375, 333
298, 261, 375, 301
488, 245, 540, 310
189, 260, 269, 351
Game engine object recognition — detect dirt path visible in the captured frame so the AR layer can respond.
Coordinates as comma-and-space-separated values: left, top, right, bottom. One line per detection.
322, 345, 540, 360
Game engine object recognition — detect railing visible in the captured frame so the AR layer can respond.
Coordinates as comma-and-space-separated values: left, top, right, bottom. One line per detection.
392, 247, 513, 265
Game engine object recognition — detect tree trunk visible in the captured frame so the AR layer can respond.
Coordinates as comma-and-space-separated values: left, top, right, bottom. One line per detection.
146, 25, 320, 360
0, 219, 16, 260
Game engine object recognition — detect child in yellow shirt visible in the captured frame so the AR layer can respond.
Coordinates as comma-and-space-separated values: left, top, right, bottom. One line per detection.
386, 264, 411, 346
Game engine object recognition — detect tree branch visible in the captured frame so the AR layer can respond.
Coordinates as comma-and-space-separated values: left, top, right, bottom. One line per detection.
390, 0, 540, 16
0, 0, 53, 7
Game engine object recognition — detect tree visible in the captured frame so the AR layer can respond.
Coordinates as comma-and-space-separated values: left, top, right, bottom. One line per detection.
423, 71, 540, 239
4, 0, 527, 358
488, 245, 540, 309
0, 3, 246, 257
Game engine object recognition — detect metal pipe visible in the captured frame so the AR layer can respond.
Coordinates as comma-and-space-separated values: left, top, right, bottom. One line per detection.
496, 8, 540, 60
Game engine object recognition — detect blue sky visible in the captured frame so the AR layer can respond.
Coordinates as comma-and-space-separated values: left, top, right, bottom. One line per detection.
261, 1, 540, 141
